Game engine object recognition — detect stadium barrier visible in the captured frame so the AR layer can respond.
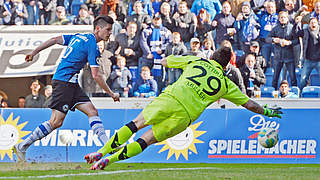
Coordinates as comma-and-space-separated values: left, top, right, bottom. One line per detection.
0, 98, 319, 163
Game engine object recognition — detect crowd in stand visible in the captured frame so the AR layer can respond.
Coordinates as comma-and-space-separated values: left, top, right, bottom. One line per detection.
1, 0, 320, 106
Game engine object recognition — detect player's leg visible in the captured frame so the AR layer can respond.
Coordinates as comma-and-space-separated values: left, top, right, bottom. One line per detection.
90, 128, 157, 170
85, 112, 147, 163
76, 102, 109, 144
13, 109, 66, 162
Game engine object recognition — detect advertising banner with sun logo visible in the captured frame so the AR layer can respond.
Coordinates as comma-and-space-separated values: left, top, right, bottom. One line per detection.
1, 108, 320, 163
0, 113, 30, 160
155, 122, 206, 160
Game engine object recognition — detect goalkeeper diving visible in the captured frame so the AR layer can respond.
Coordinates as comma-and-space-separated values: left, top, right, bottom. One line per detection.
85, 46, 283, 170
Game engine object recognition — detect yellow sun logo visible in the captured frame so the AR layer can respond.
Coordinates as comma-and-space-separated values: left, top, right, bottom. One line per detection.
0, 113, 30, 160
156, 121, 206, 160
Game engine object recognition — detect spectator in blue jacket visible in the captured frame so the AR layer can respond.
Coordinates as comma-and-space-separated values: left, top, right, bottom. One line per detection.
190, 0, 222, 21
234, 1, 260, 53
257, 1, 278, 67
134, 66, 158, 98
279, 80, 299, 98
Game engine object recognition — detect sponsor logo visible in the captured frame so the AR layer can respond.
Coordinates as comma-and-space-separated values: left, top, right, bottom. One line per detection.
208, 115, 317, 158
0, 113, 31, 160
156, 121, 206, 160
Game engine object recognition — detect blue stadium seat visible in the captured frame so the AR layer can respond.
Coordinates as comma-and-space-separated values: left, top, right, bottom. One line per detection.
310, 69, 320, 86
301, 86, 320, 98
264, 68, 274, 87
290, 86, 300, 97
261, 87, 275, 98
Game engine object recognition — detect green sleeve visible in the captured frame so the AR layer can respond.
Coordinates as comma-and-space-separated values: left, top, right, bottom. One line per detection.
222, 78, 250, 106
167, 55, 200, 69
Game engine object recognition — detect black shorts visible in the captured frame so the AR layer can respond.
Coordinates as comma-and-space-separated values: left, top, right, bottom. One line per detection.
48, 80, 91, 114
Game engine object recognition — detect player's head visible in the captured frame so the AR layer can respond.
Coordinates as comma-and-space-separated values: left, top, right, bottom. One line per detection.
93, 15, 114, 41
211, 46, 232, 68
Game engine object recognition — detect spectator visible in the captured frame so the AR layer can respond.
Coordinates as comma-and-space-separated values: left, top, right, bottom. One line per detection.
298, 18, 320, 90
279, 80, 299, 98
224, 63, 246, 93
164, 31, 188, 85
278, 0, 302, 13
17, 96, 25, 108
43, 85, 52, 108
128, 0, 153, 17
110, 56, 132, 97
72, 4, 94, 25
114, 21, 141, 86
189, 37, 205, 58
234, 1, 260, 53
1, 99, 9, 108
26, 0, 40, 25
49, 6, 71, 25
126, 1, 152, 34
228, 0, 247, 17
133, 66, 157, 98
212, 1, 236, 49
12, 0, 28, 25
0, 0, 13, 25
250, 0, 268, 14
108, 11, 122, 39
25, 79, 46, 108
300, 2, 320, 24
190, 0, 222, 21
238, 41, 267, 72
202, 37, 215, 59
152, 0, 162, 16
220, 40, 237, 67
86, 0, 103, 17
99, 0, 126, 24
38, 0, 57, 25
195, 8, 214, 43
257, 1, 278, 67
240, 54, 266, 97
266, 11, 298, 90
159, 2, 174, 32
80, 40, 112, 97
172, 1, 197, 47
139, 15, 171, 94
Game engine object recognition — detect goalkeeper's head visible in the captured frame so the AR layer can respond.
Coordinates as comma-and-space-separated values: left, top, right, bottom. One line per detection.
211, 46, 232, 68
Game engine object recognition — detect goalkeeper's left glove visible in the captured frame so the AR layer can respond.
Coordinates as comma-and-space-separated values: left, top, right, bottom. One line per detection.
263, 105, 283, 118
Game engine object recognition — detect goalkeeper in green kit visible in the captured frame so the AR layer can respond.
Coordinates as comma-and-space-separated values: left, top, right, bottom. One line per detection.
85, 46, 282, 170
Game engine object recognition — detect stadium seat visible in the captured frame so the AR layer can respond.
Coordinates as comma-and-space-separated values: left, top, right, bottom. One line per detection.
301, 86, 320, 98
261, 87, 275, 98
264, 68, 274, 87
290, 86, 300, 97
310, 69, 320, 86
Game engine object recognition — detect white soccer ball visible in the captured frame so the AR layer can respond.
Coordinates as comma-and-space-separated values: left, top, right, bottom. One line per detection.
59, 132, 73, 145
258, 128, 279, 148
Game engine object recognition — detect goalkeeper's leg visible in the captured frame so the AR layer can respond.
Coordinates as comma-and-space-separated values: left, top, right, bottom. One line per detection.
90, 129, 157, 170
85, 113, 147, 163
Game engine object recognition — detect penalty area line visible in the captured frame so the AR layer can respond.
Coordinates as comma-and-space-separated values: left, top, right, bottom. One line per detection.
0, 167, 219, 179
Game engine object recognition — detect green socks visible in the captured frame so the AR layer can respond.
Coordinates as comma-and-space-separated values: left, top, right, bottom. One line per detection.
107, 138, 148, 164
98, 121, 137, 156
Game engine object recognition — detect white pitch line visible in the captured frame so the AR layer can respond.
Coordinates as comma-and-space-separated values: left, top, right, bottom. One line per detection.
0, 167, 219, 179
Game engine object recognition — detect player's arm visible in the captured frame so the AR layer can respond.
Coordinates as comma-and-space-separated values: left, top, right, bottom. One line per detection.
91, 67, 120, 102
242, 100, 283, 118
25, 36, 64, 62
161, 55, 199, 69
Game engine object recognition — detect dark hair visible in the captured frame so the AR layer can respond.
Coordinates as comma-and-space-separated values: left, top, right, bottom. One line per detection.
18, 96, 25, 99
93, 15, 114, 29
211, 46, 232, 67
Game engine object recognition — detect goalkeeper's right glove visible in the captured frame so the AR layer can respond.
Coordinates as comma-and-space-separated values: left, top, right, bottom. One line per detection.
263, 105, 283, 118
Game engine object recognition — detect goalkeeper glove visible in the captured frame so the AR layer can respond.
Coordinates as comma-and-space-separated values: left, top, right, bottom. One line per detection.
263, 105, 283, 118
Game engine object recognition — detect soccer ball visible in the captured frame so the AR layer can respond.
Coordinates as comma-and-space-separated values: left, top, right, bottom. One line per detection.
59, 132, 73, 145
258, 128, 279, 148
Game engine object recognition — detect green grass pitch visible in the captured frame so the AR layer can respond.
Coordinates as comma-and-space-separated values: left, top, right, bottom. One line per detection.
1, 163, 320, 180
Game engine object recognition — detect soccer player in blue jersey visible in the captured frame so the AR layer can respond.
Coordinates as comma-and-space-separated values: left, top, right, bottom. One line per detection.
13, 15, 120, 162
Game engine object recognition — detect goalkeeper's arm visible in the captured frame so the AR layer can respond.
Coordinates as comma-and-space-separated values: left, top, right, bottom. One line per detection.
242, 99, 283, 118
